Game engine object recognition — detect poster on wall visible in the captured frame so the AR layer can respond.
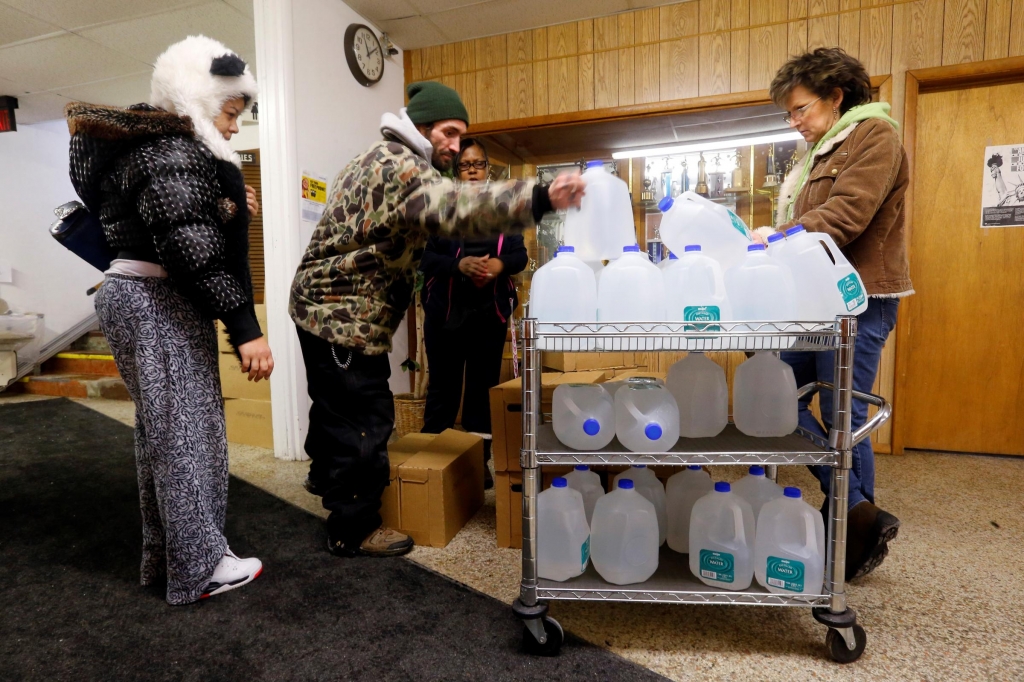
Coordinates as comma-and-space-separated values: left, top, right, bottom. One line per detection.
981, 145, 1024, 227
300, 170, 328, 223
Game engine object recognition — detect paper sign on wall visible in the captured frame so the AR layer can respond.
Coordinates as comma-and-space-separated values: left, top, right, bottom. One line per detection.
300, 170, 328, 224
981, 145, 1024, 227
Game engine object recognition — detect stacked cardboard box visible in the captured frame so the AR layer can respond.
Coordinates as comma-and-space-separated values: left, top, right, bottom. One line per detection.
381, 429, 484, 548
220, 305, 274, 449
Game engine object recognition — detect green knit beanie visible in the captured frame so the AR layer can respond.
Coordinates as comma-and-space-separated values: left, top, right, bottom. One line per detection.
405, 81, 469, 126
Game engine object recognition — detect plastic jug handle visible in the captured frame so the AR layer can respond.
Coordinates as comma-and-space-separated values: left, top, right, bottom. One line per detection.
624, 396, 649, 427
564, 397, 584, 419
734, 506, 746, 543
805, 514, 818, 552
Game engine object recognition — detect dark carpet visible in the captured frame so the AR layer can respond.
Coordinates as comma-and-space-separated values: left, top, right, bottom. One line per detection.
0, 399, 667, 682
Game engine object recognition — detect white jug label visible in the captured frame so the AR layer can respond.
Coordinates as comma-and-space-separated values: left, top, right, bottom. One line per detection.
699, 549, 734, 583
766, 555, 805, 592
581, 535, 591, 568
837, 273, 866, 312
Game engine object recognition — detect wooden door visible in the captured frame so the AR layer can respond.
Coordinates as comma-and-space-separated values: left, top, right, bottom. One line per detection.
901, 82, 1024, 455
240, 149, 265, 304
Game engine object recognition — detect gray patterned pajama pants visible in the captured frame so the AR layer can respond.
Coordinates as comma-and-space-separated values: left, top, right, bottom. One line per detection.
95, 274, 228, 605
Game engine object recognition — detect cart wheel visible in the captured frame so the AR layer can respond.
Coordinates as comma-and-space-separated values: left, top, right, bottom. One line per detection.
826, 624, 866, 663
522, 616, 564, 656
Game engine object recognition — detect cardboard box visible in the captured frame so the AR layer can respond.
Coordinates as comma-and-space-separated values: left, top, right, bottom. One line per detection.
489, 370, 609, 473
219, 351, 272, 401
224, 398, 273, 448
543, 352, 637, 373
217, 304, 269, 354
397, 430, 484, 548
380, 433, 436, 530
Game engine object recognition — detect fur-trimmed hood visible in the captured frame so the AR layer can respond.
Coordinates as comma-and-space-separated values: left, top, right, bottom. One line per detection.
149, 35, 258, 167
66, 101, 194, 140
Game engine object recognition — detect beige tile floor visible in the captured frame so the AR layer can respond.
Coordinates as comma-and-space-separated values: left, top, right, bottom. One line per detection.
6, 394, 1024, 681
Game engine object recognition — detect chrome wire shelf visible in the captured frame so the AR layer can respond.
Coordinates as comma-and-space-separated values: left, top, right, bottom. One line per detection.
532, 320, 839, 353
533, 424, 838, 467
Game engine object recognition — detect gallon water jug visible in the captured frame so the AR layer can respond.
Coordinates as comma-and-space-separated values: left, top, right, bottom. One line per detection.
597, 245, 667, 322
754, 486, 826, 595
529, 246, 598, 322
725, 244, 799, 323
666, 352, 728, 438
658, 252, 678, 270
537, 478, 592, 581
689, 481, 756, 590
590, 479, 660, 585
731, 465, 784, 521
613, 465, 668, 545
563, 161, 636, 261
614, 383, 680, 452
658, 193, 752, 271
733, 352, 799, 437
665, 465, 714, 553
663, 245, 733, 324
773, 224, 869, 319
765, 231, 785, 255
552, 383, 615, 450
564, 465, 605, 525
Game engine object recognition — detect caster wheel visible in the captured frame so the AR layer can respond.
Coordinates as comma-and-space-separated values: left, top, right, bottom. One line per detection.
826, 624, 866, 663
522, 616, 564, 656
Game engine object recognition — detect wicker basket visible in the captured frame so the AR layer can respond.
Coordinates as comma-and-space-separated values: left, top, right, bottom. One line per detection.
393, 392, 426, 437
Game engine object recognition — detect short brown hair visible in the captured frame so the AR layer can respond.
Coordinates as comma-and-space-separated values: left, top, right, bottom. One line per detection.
769, 48, 871, 114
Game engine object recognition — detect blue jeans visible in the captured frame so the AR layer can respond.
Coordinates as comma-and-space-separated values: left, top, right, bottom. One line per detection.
781, 298, 899, 510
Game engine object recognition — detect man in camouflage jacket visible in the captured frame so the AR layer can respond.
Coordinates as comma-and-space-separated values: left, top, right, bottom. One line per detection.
290, 82, 585, 558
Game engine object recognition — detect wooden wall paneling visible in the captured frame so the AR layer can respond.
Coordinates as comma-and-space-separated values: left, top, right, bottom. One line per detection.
546, 23, 579, 114
594, 15, 620, 108
635, 8, 661, 104
749, 0, 789, 90
475, 35, 507, 69
731, 0, 751, 92
789, 0, 809, 56
699, 0, 732, 96
578, 20, 596, 111
532, 28, 549, 117
618, 13, 636, 106
891, 0, 944, 130
1011, 0, 1024, 55
547, 22, 578, 57
985, 0, 1013, 59
506, 31, 533, 120
457, 71, 478, 124
860, 0, 893, 76
808, 0, 840, 50
421, 45, 443, 79
441, 43, 457, 76
942, 0, 988, 64
408, 50, 421, 83
661, 2, 701, 100
839, 0, 862, 59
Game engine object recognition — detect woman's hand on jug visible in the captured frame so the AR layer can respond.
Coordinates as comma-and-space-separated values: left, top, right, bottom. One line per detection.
238, 337, 274, 382
549, 171, 586, 211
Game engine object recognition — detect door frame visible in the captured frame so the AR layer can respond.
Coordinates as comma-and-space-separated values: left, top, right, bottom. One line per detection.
892, 56, 1024, 455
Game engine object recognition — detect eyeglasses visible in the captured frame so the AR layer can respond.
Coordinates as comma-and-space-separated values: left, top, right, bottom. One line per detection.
457, 160, 488, 171
782, 97, 821, 124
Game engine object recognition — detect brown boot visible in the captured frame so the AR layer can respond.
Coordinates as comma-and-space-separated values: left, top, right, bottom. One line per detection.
358, 527, 414, 557
845, 501, 900, 582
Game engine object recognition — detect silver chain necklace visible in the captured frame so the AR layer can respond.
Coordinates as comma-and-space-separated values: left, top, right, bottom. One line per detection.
331, 345, 353, 370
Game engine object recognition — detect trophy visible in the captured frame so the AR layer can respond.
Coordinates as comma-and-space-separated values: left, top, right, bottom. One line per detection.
694, 152, 710, 198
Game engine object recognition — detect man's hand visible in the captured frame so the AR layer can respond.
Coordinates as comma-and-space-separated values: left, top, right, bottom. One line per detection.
245, 185, 259, 219
238, 337, 274, 382
458, 255, 490, 278
548, 171, 586, 211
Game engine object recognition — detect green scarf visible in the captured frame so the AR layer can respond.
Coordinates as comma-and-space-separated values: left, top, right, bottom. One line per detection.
783, 102, 900, 222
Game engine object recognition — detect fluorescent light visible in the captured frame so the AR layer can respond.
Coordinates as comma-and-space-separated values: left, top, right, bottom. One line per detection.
612, 131, 803, 160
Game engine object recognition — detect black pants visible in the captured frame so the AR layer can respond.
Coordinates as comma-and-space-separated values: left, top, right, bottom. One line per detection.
296, 327, 394, 544
422, 313, 507, 434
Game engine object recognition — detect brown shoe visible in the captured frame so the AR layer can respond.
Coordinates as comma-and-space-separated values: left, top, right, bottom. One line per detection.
358, 527, 414, 557
845, 501, 900, 582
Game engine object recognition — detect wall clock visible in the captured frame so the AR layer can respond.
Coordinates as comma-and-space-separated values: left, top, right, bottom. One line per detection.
345, 24, 384, 87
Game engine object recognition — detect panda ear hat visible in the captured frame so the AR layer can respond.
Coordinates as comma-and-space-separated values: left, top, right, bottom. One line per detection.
149, 35, 258, 167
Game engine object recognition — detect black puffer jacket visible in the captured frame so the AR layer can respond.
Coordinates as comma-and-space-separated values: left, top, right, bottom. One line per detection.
66, 102, 261, 348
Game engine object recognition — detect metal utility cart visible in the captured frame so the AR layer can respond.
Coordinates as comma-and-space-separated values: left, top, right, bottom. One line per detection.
512, 317, 891, 663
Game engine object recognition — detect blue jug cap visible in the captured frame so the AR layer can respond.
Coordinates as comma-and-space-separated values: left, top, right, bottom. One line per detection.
688, 465, 702, 470
668, 252, 679, 260
582, 418, 601, 436
644, 423, 663, 440
684, 245, 701, 252
785, 224, 806, 236
714, 481, 731, 493
623, 244, 640, 252
767, 232, 785, 243
747, 243, 766, 252
658, 196, 674, 212
631, 464, 647, 468
784, 486, 802, 498
749, 465, 765, 476
556, 245, 575, 254
618, 479, 635, 490
574, 464, 590, 471
552, 477, 568, 488
586, 160, 604, 169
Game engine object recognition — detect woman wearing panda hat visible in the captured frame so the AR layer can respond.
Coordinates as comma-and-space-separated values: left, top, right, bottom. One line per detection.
66, 36, 271, 605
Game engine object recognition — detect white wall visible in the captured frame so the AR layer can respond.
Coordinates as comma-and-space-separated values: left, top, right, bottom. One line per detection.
0, 120, 101, 346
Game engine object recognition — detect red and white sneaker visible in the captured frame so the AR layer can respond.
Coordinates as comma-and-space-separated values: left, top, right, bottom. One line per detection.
200, 548, 263, 599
